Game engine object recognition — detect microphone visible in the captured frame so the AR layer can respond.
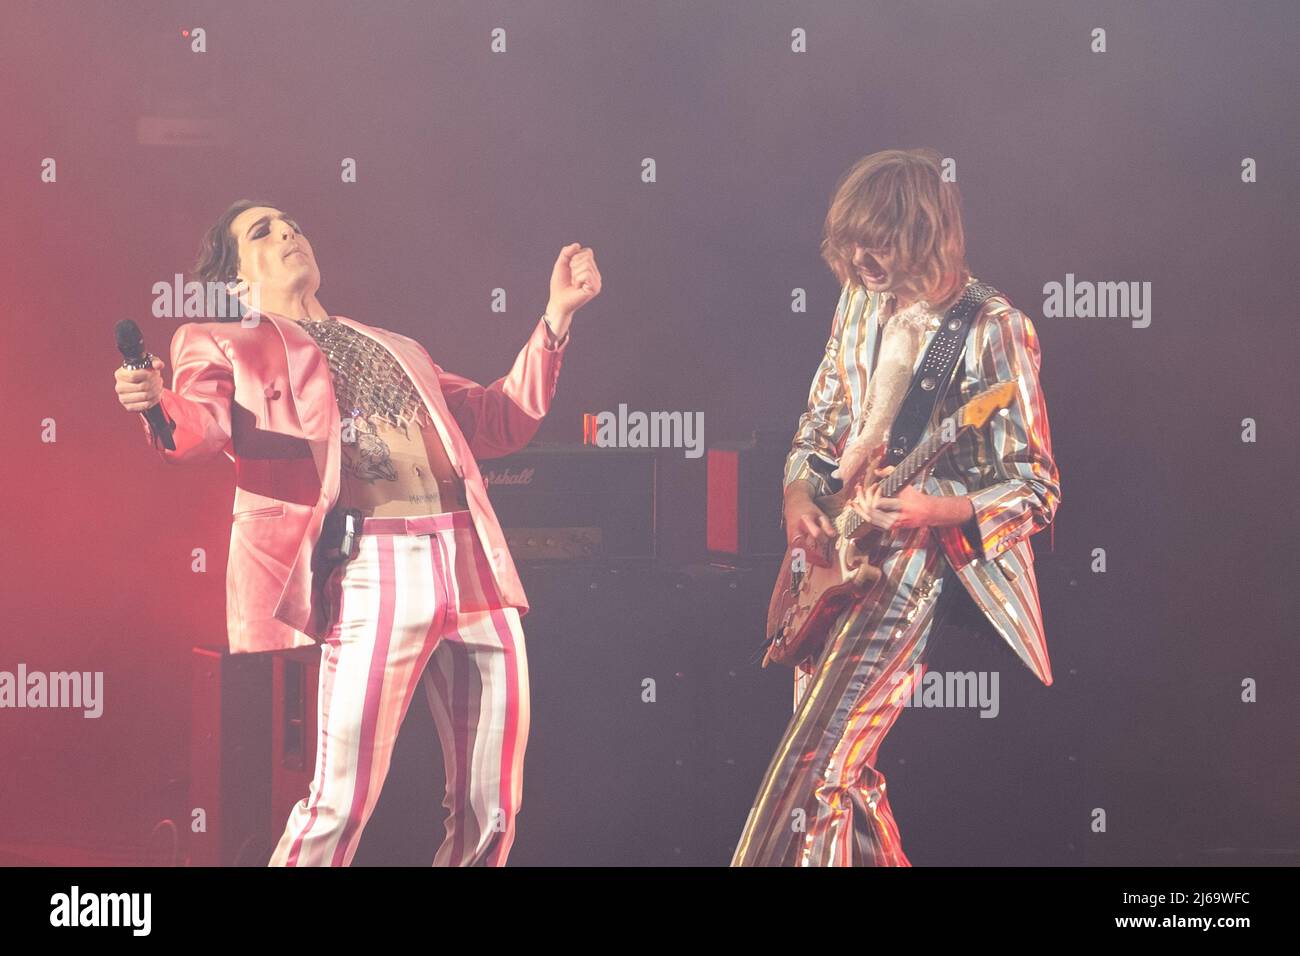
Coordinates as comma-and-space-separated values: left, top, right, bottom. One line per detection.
115, 319, 175, 451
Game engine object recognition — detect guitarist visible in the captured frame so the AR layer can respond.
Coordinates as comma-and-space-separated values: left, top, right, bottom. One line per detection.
732, 148, 1061, 866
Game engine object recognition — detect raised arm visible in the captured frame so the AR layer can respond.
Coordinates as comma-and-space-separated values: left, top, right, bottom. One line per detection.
434, 315, 569, 460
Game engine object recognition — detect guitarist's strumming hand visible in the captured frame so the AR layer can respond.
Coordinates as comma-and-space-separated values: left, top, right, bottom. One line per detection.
783, 482, 837, 567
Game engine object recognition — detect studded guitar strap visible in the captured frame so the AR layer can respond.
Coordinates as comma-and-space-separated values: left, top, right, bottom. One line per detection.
882, 280, 1001, 466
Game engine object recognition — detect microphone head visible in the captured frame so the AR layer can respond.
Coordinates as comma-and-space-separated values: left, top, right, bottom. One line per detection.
115, 319, 145, 361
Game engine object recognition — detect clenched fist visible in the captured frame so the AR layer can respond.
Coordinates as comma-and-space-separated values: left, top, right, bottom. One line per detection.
547, 243, 602, 319
114, 356, 165, 412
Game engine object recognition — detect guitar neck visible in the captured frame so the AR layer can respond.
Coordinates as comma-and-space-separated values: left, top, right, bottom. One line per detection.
881, 429, 951, 495
834, 426, 965, 538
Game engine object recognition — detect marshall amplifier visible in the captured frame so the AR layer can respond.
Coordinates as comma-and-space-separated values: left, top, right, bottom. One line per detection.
480, 444, 657, 560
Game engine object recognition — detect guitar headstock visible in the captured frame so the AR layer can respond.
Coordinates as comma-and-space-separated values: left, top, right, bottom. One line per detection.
958, 381, 1017, 429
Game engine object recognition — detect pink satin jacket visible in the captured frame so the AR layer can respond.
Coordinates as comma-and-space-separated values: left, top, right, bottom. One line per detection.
141, 309, 568, 654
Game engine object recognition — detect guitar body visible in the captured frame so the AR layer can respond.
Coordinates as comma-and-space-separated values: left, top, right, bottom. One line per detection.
762, 485, 884, 669
759, 381, 1018, 669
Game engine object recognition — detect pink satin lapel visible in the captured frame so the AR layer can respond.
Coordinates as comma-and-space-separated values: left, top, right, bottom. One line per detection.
258, 313, 341, 509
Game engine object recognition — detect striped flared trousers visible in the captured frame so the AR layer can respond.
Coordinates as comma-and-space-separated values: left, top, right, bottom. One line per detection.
732, 529, 964, 867
269, 509, 529, 867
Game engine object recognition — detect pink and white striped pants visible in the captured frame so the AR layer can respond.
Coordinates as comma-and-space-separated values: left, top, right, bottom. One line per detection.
269, 509, 529, 867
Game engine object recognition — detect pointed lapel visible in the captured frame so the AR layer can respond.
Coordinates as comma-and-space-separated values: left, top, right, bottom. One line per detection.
861, 289, 880, 386
258, 313, 335, 437
254, 311, 340, 505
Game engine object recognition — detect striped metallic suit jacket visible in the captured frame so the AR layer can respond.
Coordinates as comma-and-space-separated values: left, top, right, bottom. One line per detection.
785, 279, 1062, 685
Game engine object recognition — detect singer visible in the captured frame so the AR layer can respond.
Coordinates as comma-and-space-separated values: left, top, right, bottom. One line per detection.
112, 200, 601, 866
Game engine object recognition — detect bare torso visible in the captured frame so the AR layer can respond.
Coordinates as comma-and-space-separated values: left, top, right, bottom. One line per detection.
336, 414, 467, 518
289, 315, 468, 519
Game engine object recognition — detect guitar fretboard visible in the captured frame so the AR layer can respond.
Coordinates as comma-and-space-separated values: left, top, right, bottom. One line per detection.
834, 427, 955, 539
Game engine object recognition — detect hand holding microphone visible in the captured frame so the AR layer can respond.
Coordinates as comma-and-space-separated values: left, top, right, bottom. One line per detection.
114, 355, 164, 412
114, 319, 175, 449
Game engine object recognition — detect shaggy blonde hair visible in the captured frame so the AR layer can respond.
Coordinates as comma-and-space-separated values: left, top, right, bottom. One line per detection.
821, 148, 970, 310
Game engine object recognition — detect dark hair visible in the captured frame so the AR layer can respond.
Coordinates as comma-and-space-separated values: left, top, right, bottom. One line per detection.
191, 198, 282, 285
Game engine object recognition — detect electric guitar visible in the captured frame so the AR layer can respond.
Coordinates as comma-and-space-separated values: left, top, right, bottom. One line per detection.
761, 381, 1016, 669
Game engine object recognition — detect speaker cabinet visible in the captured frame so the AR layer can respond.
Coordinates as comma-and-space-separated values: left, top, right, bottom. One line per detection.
269, 645, 323, 856
189, 646, 271, 866
706, 433, 788, 560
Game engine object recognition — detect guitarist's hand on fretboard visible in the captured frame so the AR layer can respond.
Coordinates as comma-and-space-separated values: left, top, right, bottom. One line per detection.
855, 480, 977, 532
849, 463, 899, 532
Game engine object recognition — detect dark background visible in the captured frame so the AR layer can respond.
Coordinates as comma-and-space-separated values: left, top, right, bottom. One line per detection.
1, 0, 1296, 865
